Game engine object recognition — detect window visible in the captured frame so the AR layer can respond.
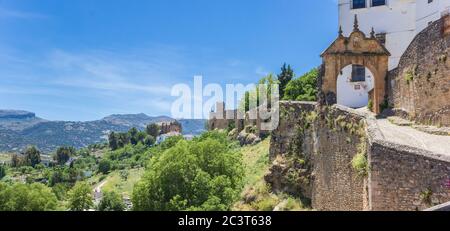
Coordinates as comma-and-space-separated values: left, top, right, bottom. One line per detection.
352, 0, 366, 9
351, 65, 366, 82
372, 0, 386, 7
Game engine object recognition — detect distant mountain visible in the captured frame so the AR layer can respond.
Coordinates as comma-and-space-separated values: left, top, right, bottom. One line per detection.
0, 110, 206, 153
102, 114, 175, 129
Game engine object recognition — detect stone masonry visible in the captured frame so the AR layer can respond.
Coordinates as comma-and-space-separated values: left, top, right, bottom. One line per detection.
388, 16, 450, 126
268, 101, 450, 211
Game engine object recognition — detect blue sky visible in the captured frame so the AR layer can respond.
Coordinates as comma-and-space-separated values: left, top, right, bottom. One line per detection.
0, 0, 337, 121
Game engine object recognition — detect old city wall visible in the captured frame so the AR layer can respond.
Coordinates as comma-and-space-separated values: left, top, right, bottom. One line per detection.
268, 101, 450, 211
388, 17, 450, 126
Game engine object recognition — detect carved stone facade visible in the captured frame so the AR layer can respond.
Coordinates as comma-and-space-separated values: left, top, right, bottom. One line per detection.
321, 16, 390, 114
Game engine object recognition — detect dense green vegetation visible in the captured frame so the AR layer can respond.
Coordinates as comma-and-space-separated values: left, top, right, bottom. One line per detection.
0, 121, 308, 211
67, 182, 93, 211
0, 182, 57, 211
278, 63, 295, 98
132, 131, 244, 211
233, 139, 306, 211
283, 68, 319, 102
98, 190, 125, 211
239, 65, 318, 115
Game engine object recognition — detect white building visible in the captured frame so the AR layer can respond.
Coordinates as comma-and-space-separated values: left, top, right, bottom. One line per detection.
336, 0, 450, 109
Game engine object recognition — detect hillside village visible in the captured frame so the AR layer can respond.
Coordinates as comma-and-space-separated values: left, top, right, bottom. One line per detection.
209, 0, 450, 211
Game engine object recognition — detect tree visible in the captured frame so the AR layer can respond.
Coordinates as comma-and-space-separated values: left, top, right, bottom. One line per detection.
239, 74, 279, 113
146, 124, 161, 138
132, 131, 244, 211
137, 131, 147, 144
0, 165, 5, 180
24, 146, 41, 167
117, 133, 130, 148
278, 63, 295, 98
98, 159, 111, 174
143, 135, 156, 147
128, 127, 139, 145
283, 68, 318, 102
67, 182, 93, 211
0, 183, 57, 211
11, 154, 23, 167
98, 191, 125, 211
108, 132, 119, 150
55, 146, 76, 165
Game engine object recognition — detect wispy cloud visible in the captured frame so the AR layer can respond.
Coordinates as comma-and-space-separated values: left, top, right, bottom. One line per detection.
47, 49, 173, 95
0, 43, 266, 120
0, 7, 47, 20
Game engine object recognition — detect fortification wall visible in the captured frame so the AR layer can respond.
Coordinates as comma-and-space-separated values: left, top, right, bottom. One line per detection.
268, 102, 450, 211
311, 105, 368, 211
268, 102, 368, 210
388, 16, 450, 126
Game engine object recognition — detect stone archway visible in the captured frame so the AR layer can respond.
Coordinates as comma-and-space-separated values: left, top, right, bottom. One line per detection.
321, 16, 390, 114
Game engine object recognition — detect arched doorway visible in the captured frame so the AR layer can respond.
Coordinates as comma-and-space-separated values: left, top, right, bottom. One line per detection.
320, 16, 390, 114
337, 64, 374, 109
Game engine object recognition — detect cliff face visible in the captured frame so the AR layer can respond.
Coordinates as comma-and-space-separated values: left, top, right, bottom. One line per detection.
0, 110, 36, 120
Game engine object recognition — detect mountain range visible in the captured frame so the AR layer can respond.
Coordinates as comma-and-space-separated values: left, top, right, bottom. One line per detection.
0, 110, 206, 153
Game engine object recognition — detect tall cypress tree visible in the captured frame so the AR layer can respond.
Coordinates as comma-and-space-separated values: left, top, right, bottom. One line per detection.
277, 63, 295, 98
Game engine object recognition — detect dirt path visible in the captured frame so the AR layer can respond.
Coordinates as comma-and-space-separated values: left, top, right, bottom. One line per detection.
93, 179, 108, 204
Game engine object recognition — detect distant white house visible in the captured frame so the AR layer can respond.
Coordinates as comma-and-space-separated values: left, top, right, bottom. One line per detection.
156, 132, 182, 144
336, 0, 450, 108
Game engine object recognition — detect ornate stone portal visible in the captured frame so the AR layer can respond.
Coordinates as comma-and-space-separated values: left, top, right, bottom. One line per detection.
321, 16, 390, 114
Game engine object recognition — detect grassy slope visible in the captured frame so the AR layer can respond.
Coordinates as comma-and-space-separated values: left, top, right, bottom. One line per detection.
233, 138, 307, 211
101, 168, 145, 197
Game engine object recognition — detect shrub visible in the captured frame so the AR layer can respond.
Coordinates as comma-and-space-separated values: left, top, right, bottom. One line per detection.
67, 182, 93, 211
98, 159, 111, 174
352, 138, 368, 177
367, 99, 374, 112
98, 191, 125, 211
0, 183, 57, 211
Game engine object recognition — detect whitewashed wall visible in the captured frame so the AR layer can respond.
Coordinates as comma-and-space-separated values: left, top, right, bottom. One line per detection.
337, 65, 374, 109
416, 0, 450, 33
338, 0, 416, 70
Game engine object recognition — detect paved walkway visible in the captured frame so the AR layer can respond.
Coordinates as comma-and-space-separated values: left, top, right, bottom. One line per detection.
353, 107, 450, 156
375, 118, 450, 156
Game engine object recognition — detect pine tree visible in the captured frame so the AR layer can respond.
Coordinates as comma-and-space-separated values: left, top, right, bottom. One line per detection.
24, 146, 41, 167
128, 127, 139, 145
108, 132, 119, 150
277, 63, 295, 98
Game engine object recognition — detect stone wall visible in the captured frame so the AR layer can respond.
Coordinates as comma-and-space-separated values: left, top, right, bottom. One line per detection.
267, 102, 368, 210
388, 16, 450, 126
369, 141, 450, 211
311, 105, 368, 211
268, 102, 450, 211
159, 121, 182, 135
